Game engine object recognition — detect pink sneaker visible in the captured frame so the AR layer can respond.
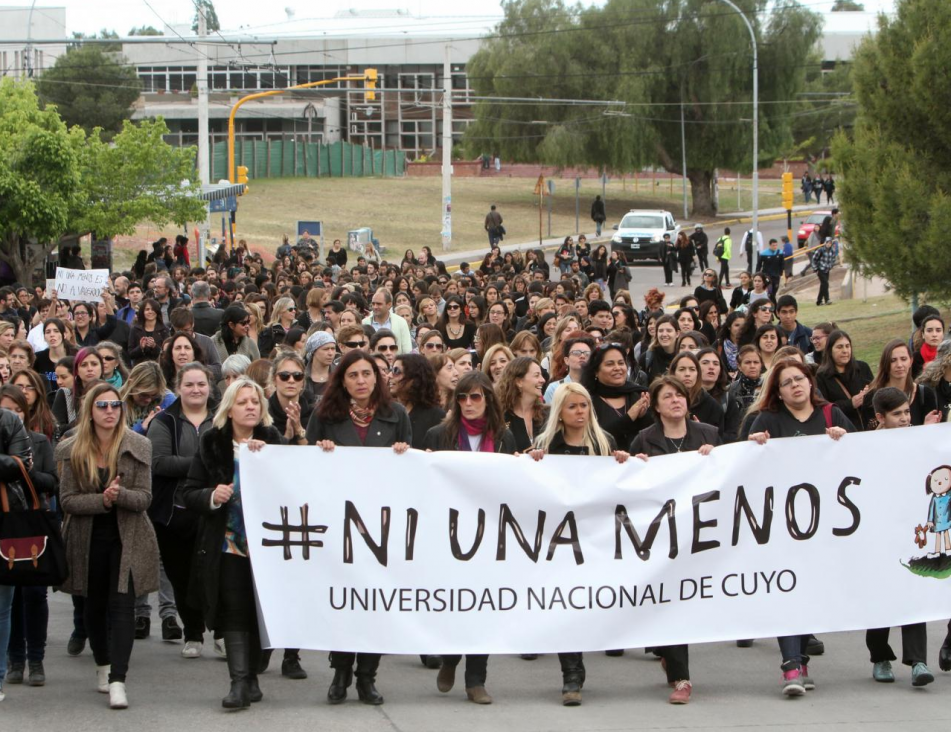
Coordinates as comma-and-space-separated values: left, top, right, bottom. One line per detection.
669, 680, 692, 704
782, 668, 805, 696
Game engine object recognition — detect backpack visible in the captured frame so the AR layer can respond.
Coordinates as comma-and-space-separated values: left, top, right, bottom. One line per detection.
713, 237, 725, 259
821, 403, 834, 428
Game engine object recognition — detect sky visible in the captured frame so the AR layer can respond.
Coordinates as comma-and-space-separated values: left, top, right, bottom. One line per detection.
23, 0, 900, 37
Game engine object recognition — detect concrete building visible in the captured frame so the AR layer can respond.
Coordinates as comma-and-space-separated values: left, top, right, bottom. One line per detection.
0, 5, 67, 79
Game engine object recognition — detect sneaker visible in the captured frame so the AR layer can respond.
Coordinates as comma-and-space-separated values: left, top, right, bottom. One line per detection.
0, 683, 5, 702
281, 655, 308, 680
736, 639, 754, 648
519, 654, 539, 660
669, 680, 692, 704
6, 662, 24, 684
181, 641, 203, 659
213, 637, 227, 659
604, 649, 624, 657
96, 665, 110, 693
67, 634, 86, 656
801, 664, 816, 690
161, 617, 183, 642
134, 617, 150, 640
782, 668, 806, 696
109, 681, 128, 709
872, 660, 895, 683
28, 661, 45, 687
912, 662, 935, 687
805, 635, 825, 656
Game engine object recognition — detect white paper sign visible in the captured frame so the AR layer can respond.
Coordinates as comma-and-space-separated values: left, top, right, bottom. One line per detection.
54, 268, 109, 302
45, 279, 56, 298
239, 426, 951, 654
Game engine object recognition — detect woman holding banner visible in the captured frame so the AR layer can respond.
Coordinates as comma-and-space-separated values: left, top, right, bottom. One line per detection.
747, 359, 854, 696
306, 349, 412, 706
629, 375, 721, 705
181, 377, 282, 709
529, 382, 629, 706
422, 370, 517, 705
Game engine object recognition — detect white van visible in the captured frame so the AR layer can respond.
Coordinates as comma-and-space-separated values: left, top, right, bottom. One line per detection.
610, 209, 680, 263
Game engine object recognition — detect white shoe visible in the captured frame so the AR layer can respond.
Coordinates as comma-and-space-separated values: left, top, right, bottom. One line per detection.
109, 681, 128, 709
182, 641, 203, 659
0, 683, 5, 702
96, 665, 111, 693
214, 637, 227, 659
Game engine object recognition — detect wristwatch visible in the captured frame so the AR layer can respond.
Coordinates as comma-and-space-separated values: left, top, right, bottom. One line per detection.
296, 429, 307, 442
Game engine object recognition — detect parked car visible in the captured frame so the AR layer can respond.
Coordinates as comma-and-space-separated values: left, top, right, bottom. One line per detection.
610, 209, 680, 263
797, 211, 842, 248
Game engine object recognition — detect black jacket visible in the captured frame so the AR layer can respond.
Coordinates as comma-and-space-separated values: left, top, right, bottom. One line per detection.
268, 391, 316, 438
180, 422, 283, 630
815, 362, 874, 429
128, 323, 169, 364
629, 420, 722, 456
691, 389, 725, 432
0, 408, 33, 481
422, 422, 517, 454
589, 385, 653, 451
75, 315, 117, 348
192, 302, 224, 337
408, 405, 446, 451
305, 402, 412, 447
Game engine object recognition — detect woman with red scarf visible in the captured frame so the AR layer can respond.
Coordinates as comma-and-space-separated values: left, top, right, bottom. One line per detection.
913, 314, 945, 379
422, 370, 516, 704
305, 349, 411, 706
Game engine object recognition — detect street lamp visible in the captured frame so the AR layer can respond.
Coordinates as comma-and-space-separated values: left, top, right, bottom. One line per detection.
713, 0, 758, 271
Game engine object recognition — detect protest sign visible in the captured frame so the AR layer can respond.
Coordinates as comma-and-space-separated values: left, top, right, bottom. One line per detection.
54, 268, 109, 302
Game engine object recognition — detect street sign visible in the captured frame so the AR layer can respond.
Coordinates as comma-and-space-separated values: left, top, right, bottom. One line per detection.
209, 196, 237, 213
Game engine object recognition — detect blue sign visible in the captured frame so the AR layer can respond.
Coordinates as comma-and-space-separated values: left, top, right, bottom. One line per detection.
297, 221, 323, 238
209, 196, 237, 213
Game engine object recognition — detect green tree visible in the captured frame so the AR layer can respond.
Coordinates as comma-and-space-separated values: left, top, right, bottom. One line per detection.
128, 25, 163, 36
36, 45, 141, 139
832, 0, 865, 10
789, 55, 856, 164
464, 0, 822, 216
0, 79, 205, 285
192, 0, 221, 33
832, 0, 951, 302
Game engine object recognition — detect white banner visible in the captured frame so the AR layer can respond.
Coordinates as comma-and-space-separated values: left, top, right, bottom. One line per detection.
54, 267, 109, 302
240, 426, 951, 654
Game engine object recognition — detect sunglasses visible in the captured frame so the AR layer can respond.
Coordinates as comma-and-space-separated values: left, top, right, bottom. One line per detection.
94, 400, 123, 410
456, 392, 485, 404
390, 367, 403, 377
423, 342, 444, 351
376, 345, 398, 352
101, 355, 117, 362
277, 371, 305, 382
598, 342, 624, 351
343, 341, 367, 349
287, 307, 297, 312
237, 319, 251, 326
446, 304, 461, 311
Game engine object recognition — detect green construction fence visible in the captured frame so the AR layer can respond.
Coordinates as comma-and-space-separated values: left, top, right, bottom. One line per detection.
210, 140, 405, 181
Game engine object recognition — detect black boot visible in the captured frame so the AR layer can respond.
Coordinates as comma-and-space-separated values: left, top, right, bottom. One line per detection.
940, 635, 951, 672
256, 648, 273, 674
420, 654, 441, 669
355, 653, 384, 705
327, 655, 353, 704
222, 632, 251, 709
560, 653, 585, 706
247, 636, 263, 703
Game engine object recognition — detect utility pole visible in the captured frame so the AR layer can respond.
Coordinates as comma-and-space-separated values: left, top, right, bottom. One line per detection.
441, 43, 453, 251
196, 3, 210, 266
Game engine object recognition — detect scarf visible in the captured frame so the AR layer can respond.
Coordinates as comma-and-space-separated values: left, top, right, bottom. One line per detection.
591, 378, 640, 399
458, 416, 495, 452
349, 400, 376, 428
723, 339, 739, 371
921, 343, 938, 365
735, 373, 761, 410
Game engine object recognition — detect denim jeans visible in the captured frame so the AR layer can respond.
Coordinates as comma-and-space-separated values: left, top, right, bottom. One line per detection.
0, 584, 15, 683
778, 634, 811, 670
7, 585, 49, 663
134, 560, 176, 620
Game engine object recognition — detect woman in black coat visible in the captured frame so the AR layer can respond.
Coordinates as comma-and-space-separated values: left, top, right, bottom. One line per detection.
127, 299, 169, 366
814, 330, 874, 429
180, 377, 283, 710
422, 370, 516, 706
305, 349, 411, 706
582, 343, 652, 450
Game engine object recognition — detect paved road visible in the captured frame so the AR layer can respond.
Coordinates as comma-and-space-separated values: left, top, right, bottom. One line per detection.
2, 593, 950, 730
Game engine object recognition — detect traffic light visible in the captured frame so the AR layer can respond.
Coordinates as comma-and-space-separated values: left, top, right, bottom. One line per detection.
236, 165, 249, 194
781, 171, 794, 210
364, 68, 378, 102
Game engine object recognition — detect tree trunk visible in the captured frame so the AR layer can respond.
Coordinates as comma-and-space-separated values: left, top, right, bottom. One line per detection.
0, 234, 57, 287
687, 169, 716, 218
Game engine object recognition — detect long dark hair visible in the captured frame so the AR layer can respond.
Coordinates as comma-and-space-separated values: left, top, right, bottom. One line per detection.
437, 294, 468, 331
869, 339, 915, 395
440, 370, 506, 448
393, 354, 439, 411
580, 343, 628, 396
159, 331, 205, 387
218, 304, 250, 355
717, 310, 745, 346
136, 298, 162, 328
816, 329, 856, 380
737, 300, 771, 346
317, 349, 392, 422
759, 359, 827, 413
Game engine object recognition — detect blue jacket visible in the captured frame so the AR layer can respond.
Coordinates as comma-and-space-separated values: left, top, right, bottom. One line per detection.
783, 322, 814, 354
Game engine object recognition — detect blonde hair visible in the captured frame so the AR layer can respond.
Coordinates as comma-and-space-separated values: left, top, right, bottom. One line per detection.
480, 344, 514, 382
268, 296, 297, 327
121, 361, 167, 421
534, 382, 613, 456
213, 377, 273, 430
69, 382, 128, 491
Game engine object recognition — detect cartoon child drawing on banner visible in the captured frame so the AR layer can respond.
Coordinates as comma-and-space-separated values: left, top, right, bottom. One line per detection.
925, 466, 951, 558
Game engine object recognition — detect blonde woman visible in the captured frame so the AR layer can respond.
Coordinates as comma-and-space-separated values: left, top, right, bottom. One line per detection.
56, 381, 159, 709
260, 297, 298, 356
480, 343, 514, 385
528, 382, 628, 706
121, 361, 175, 435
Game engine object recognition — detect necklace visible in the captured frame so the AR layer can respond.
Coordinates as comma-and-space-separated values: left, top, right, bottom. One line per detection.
447, 322, 464, 337
666, 434, 687, 453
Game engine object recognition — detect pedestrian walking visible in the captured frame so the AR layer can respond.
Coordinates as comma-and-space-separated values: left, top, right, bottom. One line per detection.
690, 224, 709, 270
590, 195, 606, 237
811, 237, 837, 306
484, 205, 503, 246
675, 232, 696, 287
714, 228, 732, 287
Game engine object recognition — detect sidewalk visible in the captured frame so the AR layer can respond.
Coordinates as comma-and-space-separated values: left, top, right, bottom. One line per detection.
437, 230, 609, 268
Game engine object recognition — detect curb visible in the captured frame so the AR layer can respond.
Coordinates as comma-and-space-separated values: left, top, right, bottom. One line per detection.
714, 211, 815, 227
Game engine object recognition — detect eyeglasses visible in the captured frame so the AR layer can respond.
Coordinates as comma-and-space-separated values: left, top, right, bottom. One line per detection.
569, 350, 591, 359
94, 400, 123, 411
456, 392, 485, 404
15, 384, 36, 392
811, 334, 827, 342
343, 341, 367, 349
779, 374, 809, 389
423, 342, 444, 351
376, 344, 398, 352
276, 371, 305, 382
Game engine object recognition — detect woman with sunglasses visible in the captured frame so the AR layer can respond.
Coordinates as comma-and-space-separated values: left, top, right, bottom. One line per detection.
212, 305, 260, 364
306, 350, 411, 706
127, 299, 169, 367
96, 341, 128, 389
418, 329, 446, 356
10, 368, 56, 442
52, 347, 104, 439
736, 300, 773, 347
630, 375, 721, 704
258, 297, 298, 358
122, 361, 176, 436
146, 363, 214, 661
747, 360, 854, 696
267, 351, 314, 447
180, 377, 282, 709
423, 371, 516, 705
694, 269, 729, 314
438, 295, 476, 351
57, 382, 160, 709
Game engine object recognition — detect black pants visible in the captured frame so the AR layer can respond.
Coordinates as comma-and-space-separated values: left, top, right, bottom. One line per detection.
217, 553, 258, 634
866, 623, 926, 666
85, 537, 136, 683
816, 269, 830, 304
154, 515, 205, 642
680, 263, 692, 286
663, 261, 673, 285
718, 258, 731, 286
330, 651, 381, 677
658, 645, 690, 682
440, 654, 488, 688
72, 595, 86, 638
558, 652, 585, 683
697, 251, 708, 271
8, 586, 49, 663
